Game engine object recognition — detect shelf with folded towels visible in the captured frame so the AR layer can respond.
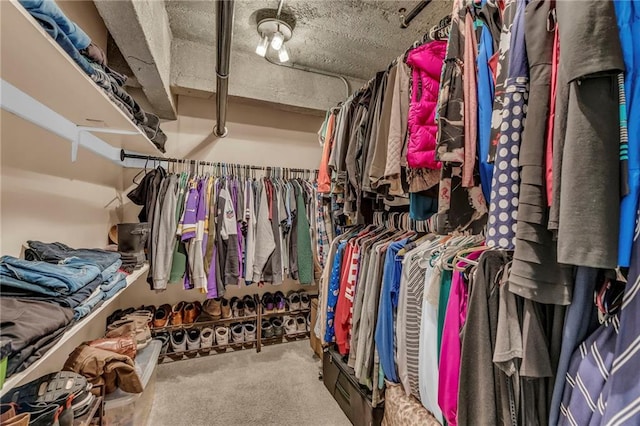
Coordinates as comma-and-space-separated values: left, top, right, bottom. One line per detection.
0, 264, 150, 397
0, 0, 162, 157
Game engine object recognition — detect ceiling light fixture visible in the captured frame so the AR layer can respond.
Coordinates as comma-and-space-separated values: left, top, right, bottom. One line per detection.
255, 34, 269, 57
278, 44, 289, 63
254, 2, 294, 64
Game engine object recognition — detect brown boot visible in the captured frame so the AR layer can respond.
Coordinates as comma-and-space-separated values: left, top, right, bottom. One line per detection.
221, 298, 232, 319
183, 302, 201, 324
1, 412, 30, 426
202, 298, 222, 319
170, 302, 185, 325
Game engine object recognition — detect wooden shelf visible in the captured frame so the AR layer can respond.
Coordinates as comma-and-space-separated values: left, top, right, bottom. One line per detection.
0, 0, 161, 155
0, 265, 150, 397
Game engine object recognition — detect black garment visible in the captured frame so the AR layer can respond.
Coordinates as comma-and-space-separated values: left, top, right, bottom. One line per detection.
127, 167, 167, 223
1, 298, 74, 377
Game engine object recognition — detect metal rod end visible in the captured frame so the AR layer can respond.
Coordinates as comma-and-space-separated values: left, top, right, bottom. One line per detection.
214, 126, 229, 138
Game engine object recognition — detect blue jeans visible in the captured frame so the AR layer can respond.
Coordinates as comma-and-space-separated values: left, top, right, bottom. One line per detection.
18, 0, 90, 49
26, 241, 120, 272
101, 276, 127, 300
101, 260, 122, 282
100, 272, 126, 292
1, 276, 101, 308
74, 291, 104, 320
0, 256, 101, 294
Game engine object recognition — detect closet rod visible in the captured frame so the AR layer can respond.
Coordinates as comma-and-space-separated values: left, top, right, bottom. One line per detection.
400, 0, 432, 28
119, 149, 318, 173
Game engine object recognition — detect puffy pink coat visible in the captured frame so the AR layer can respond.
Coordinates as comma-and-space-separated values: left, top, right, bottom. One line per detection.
406, 40, 447, 169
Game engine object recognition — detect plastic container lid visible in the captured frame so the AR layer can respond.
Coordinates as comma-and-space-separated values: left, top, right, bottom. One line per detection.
104, 339, 161, 409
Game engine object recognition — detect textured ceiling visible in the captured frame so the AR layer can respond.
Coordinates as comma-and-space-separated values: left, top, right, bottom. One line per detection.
165, 0, 452, 81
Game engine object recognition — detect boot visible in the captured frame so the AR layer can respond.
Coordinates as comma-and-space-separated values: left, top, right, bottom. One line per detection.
117, 223, 150, 268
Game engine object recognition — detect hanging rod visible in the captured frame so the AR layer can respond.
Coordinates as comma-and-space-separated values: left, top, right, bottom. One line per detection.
400, 0, 432, 28
120, 149, 318, 173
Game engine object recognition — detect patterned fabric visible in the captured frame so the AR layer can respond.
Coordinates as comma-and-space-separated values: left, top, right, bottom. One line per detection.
486, 79, 529, 248
601, 207, 640, 425
382, 381, 441, 426
487, 0, 529, 249
324, 242, 346, 343
559, 316, 620, 426
436, 0, 466, 163
315, 190, 330, 269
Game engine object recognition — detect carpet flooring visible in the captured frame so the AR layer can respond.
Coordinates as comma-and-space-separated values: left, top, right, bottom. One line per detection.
149, 340, 351, 426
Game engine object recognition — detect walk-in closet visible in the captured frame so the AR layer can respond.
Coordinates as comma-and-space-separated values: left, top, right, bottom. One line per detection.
1, 0, 638, 425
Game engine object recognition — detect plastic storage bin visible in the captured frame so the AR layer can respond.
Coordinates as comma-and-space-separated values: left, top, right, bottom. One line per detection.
103, 339, 161, 426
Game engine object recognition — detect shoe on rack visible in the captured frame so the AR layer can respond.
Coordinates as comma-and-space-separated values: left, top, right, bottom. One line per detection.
221, 298, 232, 319
186, 328, 201, 357
230, 297, 245, 318
200, 328, 214, 354
284, 317, 297, 336
155, 332, 170, 359
243, 296, 256, 317
243, 323, 256, 343
299, 291, 311, 310
231, 324, 245, 344
287, 291, 301, 311
306, 313, 311, 331
215, 326, 229, 346
274, 291, 287, 313
138, 305, 156, 326
183, 302, 201, 324
270, 318, 284, 337
153, 304, 172, 328
170, 330, 187, 357
261, 320, 274, 339
262, 292, 275, 314
122, 311, 153, 348
296, 316, 307, 332
202, 298, 222, 320
106, 319, 150, 350
170, 302, 186, 325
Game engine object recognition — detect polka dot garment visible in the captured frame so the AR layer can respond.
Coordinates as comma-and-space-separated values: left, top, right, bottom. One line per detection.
487, 78, 529, 249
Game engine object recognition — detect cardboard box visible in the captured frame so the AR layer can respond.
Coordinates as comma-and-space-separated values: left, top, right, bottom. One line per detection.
310, 298, 322, 357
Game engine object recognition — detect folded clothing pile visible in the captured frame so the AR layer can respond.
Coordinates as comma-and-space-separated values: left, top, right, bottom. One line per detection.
0, 241, 132, 377
105, 222, 150, 273
17, 0, 167, 152
1, 371, 97, 426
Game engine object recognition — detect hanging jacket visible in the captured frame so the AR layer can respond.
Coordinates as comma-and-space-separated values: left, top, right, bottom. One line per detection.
405, 41, 448, 170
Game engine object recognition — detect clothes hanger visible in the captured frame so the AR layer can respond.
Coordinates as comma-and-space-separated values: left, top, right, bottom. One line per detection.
453, 245, 490, 272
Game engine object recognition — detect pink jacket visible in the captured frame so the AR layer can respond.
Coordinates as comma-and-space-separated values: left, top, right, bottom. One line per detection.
405, 41, 447, 169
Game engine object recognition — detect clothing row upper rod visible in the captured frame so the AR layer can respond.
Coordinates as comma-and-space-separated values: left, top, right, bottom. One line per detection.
119, 149, 318, 174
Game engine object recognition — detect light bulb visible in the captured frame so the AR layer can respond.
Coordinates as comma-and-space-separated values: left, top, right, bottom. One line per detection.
278, 44, 290, 62
255, 34, 269, 57
271, 31, 284, 50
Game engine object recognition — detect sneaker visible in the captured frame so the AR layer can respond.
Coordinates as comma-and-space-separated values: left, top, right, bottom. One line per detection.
230, 297, 245, 318
261, 320, 274, 339
153, 304, 172, 328
200, 328, 214, 354
155, 332, 170, 359
284, 317, 297, 335
243, 296, 256, 316
231, 324, 245, 343
170, 302, 186, 325
221, 298, 232, 319
270, 318, 284, 337
262, 292, 275, 314
299, 291, 311, 310
287, 291, 301, 311
186, 328, 201, 351
243, 323, 256, 342
274, 291, 287, 312
170, 330, 187, 354
215, 326, 229, 346
202, 298, 222, 319
296, 316, 306, 332
183, 302, 201, 324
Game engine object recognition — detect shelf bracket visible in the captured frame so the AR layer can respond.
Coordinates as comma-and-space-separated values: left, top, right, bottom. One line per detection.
72, 126, 139, 163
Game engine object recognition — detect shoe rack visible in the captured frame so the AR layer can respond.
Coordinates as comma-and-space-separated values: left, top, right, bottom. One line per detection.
152, 294, 313, 362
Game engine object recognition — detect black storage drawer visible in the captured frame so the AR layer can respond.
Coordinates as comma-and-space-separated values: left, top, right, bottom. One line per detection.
323, 349, 384, 426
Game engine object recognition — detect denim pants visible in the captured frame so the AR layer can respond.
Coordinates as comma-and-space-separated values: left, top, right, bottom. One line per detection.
101, 260, 122, 282
0, 276, 101, 308
0, 256, 101, 294
100, 272, 126, 293
18, 0, 90, 49
74, 290, 104, 320
26, 241, 120, 272
101, 276, 127, 300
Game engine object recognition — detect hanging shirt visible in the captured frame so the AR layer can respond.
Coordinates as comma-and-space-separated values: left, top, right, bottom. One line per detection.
325, 242, 347, 344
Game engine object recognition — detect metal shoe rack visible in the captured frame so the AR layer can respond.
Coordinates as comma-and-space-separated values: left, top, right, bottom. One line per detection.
151, 294, 312, 362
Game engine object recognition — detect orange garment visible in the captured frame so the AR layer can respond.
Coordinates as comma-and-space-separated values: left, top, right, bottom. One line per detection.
318, 112, 336, 193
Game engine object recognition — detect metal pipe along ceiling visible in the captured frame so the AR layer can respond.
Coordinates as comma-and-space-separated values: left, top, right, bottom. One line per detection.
214, 0, 235, 138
